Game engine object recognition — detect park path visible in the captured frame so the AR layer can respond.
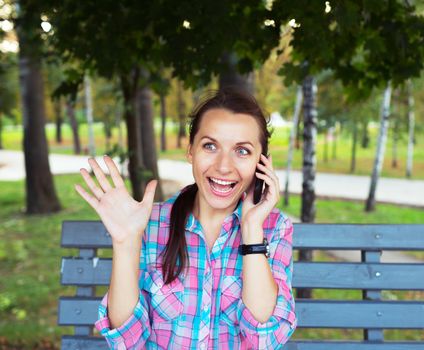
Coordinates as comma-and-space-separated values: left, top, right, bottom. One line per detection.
1, 150, 423, 207
0, 150, 422, 263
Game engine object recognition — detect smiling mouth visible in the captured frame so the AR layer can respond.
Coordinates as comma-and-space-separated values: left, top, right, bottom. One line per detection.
208, 177, 237, 194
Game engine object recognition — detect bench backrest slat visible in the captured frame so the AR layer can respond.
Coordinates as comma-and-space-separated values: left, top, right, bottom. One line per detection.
61, 222, 424, 250
58, 297, 424, 329
61, 257, 424, 290
293, 224, 424, 250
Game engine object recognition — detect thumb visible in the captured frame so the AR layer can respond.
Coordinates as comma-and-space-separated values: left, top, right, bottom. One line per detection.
142, 179, 158, 206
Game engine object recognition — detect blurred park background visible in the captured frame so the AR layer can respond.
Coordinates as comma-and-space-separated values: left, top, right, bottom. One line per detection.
0, 0, 424, 348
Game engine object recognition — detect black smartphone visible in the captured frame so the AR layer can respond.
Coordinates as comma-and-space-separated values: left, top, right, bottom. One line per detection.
253, 154, 268, 204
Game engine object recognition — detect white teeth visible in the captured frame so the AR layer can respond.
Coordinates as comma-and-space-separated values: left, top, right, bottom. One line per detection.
209, 177, 236, 185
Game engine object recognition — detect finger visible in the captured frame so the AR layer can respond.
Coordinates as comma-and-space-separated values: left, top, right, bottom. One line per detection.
257, 162, 279, 186
103, 155, 126, 188
75, 184, 99, 211
80, 168, 104, 200
255, 172, 278, 198
141, 180, 158, 207
88, 158, 112, 192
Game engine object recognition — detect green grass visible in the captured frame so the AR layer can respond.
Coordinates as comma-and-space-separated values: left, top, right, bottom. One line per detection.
3, 121, 424, 179
0, 174, 423, 348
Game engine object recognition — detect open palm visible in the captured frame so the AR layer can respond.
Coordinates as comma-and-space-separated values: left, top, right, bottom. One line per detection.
75, 155, 157, 245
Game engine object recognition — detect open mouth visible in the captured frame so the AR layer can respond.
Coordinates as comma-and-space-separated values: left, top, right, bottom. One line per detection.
208, 177, 237, 194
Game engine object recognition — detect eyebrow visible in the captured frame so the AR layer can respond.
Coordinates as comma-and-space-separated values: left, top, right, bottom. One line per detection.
200, 136, 255, 147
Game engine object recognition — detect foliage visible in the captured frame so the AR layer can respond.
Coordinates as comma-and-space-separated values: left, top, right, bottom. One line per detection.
275, 0, 424, 98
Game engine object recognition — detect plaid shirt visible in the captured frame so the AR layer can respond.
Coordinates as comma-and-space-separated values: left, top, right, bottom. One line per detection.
95, 190, 297, 349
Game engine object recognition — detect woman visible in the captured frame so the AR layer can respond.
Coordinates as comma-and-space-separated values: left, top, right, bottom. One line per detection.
75, 89, 297, 349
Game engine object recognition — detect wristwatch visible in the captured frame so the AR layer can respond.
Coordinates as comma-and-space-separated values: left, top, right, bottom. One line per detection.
239, 238, 270, 258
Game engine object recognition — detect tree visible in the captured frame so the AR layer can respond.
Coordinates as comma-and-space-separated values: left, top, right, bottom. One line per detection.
284, 85, 302, 206
365, 82, 392, 211
14, 0, 61, 214
274, 0, 424, 218
406, 79, 415, 178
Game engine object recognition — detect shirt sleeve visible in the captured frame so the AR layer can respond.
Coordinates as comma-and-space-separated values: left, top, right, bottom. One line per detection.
94, 236, 151, 349
236, 214, 297, 349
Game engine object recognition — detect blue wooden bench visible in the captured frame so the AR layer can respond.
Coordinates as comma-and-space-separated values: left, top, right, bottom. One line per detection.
58, 223, 424, 349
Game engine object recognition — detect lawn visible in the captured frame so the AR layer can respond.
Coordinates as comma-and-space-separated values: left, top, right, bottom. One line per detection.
0, 174, 423, 348
2, 120, 424, 179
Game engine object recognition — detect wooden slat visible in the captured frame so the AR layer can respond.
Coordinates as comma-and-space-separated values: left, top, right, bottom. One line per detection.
293, 224, 424, 250
61, 336, 108, 350
286, 342, 424, 350
61, 221, 112, 248
59, 297, 424, 329
296, 300, 424, 328
61, 258, 424, 290
61, 337, 424, 350
62, 222, 424, 250
293, 262, 424, 290
61, 258, 112, 286
58, 297, 101, 326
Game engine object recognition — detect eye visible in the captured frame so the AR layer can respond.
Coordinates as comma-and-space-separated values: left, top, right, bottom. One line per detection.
203, 142, 217, 151
236, 147, 251, 156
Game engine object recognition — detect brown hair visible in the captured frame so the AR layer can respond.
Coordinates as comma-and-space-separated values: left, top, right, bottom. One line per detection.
161, 88, 271, 284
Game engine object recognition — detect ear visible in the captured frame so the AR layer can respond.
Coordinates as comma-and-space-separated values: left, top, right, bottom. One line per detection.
186, 144, 193, 164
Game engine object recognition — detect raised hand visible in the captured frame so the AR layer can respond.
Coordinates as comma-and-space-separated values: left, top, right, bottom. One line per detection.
75, 155, 157, 248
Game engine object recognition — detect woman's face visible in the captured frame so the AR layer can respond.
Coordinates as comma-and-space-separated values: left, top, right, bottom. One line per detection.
187, 108, 263, 216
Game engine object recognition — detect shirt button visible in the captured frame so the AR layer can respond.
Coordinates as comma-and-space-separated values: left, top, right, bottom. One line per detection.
200, 343, 206, 350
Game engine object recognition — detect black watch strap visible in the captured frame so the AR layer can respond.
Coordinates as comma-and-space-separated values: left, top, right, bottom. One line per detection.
239, 238, 270, 258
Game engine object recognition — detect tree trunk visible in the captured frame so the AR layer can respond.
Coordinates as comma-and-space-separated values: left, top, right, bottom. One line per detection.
361, 121, 370, 148
176, 81, 186, 149
219, 51, 254, 94
84, 75, 96, 157
66, 96, 81, 155
160, 93, 167, 152
391, 90, 399, 169
16, 2, 61, 214
332, 124, 337, 160
121, 69, 145, 201
298, 75, 317, 299
54, 99, 62, 144
284, 86, 302, 206
365, 82, 392, 212
295, 114, 302, 150
0, 113, 3, 149
406, 80, 415, 178
323, 128, 329, 163
350, 120, 358, 173
137, 85, 164, 202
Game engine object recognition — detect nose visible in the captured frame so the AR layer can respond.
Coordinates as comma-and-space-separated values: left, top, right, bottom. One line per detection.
216, 152, 233, 174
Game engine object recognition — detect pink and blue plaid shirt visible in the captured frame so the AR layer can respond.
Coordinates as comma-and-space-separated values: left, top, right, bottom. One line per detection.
95, 189, 297, 349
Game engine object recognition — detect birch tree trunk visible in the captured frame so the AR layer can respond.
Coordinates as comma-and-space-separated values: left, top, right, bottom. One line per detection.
365, 82, 392, 212
284, 86, 302, 206
84, 74, 95, 157
298, 75, 317, 299
137, 85, 163, 201
406, 80, 415, 178
16, 0, 61, 214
